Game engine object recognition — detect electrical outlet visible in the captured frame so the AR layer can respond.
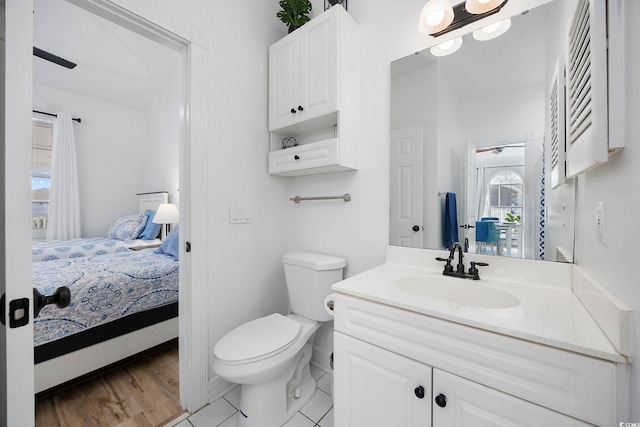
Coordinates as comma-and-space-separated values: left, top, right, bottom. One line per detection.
596, 202, 605, 243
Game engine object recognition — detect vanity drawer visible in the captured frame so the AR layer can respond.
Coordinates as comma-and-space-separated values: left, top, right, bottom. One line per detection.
334, 294, 621, 427
269, 139, 339, 176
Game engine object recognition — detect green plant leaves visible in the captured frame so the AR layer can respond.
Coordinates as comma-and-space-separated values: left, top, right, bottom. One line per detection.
277, 0, 312, 27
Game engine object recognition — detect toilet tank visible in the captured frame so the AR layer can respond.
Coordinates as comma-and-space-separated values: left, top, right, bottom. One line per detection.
283, 252, 346, 322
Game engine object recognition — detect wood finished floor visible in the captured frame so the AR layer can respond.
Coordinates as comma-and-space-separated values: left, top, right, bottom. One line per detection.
35, 341, 183, 427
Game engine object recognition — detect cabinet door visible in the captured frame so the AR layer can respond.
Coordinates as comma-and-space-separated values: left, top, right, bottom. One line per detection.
432, 369, 591, 427
334, 333, 432, 427
269, 34, 300, 131
298, 9, 338, 123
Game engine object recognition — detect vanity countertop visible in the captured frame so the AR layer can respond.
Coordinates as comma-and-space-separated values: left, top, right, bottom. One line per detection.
332, 247, 625, 363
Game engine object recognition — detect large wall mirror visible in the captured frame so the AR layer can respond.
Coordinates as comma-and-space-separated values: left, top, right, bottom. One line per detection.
390, 0, 578, 263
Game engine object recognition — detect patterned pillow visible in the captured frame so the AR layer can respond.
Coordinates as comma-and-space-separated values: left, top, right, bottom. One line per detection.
107, 213, 148, 240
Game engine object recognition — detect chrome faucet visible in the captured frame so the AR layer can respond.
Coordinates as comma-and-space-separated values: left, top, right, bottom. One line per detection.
436, 242, 488, 280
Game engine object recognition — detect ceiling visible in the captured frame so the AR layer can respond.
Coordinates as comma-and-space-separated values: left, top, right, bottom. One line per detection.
33, 0, 181, 111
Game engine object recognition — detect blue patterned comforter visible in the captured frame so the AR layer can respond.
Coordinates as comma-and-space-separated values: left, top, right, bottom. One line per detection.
33, 249, 179, 346
32, 237, 150, 262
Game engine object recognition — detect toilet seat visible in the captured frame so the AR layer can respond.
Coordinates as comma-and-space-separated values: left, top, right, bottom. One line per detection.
214, 313, 301, 365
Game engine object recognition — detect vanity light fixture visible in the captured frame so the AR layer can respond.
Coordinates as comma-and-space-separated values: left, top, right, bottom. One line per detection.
472, 17, 511, 41
418, 0, 454, 35
465, 0, 507, 15
423, 0, 509, 38
430, 36, 463, 57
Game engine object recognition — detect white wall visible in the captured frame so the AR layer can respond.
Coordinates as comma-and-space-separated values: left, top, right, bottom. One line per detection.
33, 83, 148, 236
33, 79, 180, 236
144, 65, 181, 205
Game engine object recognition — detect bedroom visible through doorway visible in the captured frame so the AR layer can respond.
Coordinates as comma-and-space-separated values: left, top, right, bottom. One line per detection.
32, 0, 184, 414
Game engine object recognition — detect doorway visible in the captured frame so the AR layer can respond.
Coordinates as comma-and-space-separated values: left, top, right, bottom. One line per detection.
23, 0, 208, 421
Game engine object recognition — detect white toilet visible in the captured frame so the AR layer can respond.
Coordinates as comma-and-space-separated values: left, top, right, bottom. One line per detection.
212, 251, 346, 427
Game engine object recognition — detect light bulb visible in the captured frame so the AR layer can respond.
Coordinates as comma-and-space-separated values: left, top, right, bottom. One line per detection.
425, 9, 445, 26
430, 36, 463, 56
477, 0, 491, 3
438, 39, 455, 50
473, 18, 511, 41
418, 0, 454, 34
483, 22, 501, 34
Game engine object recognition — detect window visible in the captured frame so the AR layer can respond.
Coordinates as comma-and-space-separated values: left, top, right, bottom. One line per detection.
488, 169, 523, 222
32, 122, 52, 239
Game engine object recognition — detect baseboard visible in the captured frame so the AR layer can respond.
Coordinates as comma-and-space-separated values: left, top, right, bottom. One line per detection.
208, 375, 237, 403
312, 345, 332, 373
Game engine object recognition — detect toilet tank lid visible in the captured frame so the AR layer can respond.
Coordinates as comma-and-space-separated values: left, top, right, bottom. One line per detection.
283, 252, 346, 270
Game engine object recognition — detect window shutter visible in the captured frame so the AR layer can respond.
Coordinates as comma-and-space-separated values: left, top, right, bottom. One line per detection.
548, 55, 566, 189
565, 0, 608, 177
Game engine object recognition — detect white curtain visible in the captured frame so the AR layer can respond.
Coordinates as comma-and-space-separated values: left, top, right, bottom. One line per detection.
47, 112, 81, 240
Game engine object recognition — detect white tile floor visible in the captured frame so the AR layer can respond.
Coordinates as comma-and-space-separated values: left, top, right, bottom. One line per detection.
167, 365, 333, 427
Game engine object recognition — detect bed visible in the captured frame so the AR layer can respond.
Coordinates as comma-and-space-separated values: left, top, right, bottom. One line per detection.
32, 192, 168, 262
33, 192, 179, 393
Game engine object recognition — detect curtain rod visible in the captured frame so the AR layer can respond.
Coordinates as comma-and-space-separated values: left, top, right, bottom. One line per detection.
33, 110, 82, 123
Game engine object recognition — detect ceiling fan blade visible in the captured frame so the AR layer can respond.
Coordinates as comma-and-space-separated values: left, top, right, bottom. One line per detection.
33, 47, 77, 69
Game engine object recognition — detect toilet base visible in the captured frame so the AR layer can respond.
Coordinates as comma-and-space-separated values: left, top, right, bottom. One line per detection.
236, 345, 317, 427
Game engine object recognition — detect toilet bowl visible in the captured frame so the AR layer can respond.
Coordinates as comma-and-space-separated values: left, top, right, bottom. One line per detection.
212, 252, 346, 427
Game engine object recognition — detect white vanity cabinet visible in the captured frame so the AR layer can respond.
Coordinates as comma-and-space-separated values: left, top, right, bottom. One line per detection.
333, 293, 624, 427
334, 332, 432, 426
268, 5, 358, 176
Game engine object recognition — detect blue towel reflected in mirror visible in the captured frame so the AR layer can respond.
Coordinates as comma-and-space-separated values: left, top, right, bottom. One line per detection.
443, 192, 459, 249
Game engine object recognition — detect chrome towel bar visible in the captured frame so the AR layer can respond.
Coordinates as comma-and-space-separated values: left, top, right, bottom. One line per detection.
289, 194, 351, 203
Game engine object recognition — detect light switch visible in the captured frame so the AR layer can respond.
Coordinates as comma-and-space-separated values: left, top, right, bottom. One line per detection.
229, 205, 252, 224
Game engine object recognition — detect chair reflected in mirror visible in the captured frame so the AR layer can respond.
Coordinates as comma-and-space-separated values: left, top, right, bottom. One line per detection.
475, 220, 501, 255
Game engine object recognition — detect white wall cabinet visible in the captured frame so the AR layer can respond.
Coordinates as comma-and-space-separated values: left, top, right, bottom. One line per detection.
334, 294, 625, 427
268, 5, 358, 177
269, 11, 337, 131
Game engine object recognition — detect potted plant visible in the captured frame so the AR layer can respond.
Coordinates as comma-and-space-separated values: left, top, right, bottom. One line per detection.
277, 0, 313, 33
505, 212, 521, 223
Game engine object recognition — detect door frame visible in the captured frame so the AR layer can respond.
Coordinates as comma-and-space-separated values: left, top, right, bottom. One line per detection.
2, 1, 37, 424
66, 0, 211, 413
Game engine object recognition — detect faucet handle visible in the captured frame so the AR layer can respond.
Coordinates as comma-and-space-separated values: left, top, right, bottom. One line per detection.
435, 257, 454, 273
468, 261, 488, 279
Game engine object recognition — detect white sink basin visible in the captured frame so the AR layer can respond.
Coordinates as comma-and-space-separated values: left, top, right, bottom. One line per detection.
394, 275, 520, 309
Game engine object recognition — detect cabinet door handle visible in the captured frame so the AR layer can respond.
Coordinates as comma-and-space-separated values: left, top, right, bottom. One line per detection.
290, 108, 297, 114
294, 155, 300, 160
435, 393, 447, 408
298, 105, 304, 111
414, 386, 425, 399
